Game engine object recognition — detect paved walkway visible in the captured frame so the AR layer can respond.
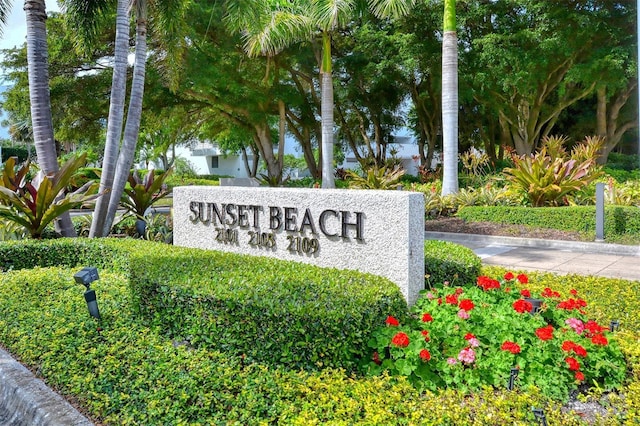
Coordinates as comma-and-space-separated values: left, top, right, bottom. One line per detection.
425, 231, 640, 281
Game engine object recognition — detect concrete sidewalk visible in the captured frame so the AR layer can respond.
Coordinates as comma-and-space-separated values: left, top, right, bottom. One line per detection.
425, 231, 640, 281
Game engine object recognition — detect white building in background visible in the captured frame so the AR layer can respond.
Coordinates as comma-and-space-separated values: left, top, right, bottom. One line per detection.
339, 135, 429, 176
162, 134, 430, 178
174, 141, 253, 177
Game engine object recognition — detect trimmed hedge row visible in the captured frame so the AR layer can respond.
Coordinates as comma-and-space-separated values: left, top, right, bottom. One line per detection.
424, 240, 481, 287
0, 238, 407, 372
0, 266, 624, 425
457, 205, 640, 237
128, 246, 408, 371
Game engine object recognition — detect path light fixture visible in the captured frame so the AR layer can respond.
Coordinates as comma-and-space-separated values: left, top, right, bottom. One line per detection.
532, 408, 548, 426
507, 367, 519, 391
610, 320, 620, 332
73, 267, 101, 320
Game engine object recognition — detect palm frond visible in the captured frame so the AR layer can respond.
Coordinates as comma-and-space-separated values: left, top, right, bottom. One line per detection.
369, 0, 416, 20
312, 0, 357, 31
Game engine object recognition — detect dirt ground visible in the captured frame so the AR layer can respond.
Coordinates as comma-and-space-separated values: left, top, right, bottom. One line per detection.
425, 217, 589, 241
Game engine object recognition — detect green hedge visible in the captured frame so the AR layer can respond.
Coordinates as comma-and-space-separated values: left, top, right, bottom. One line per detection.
1, 261, 638, 423
457, 205, 640, 237
1, 240, 639, 423
424, 240, 481, 287
0, 238, 407, 372
129, 247, 407, 371
1, 146, 30, 163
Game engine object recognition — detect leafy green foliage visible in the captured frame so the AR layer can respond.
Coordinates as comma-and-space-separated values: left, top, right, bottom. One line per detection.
129, 246, 408, 371
347, 166, 405, 190
120, 169, 172, 219
367, 273, 626, 401
424, 240, 481, 288
457, 205, 640, 243
0, 155, 100, 238
504, 136, 604, 207
0, 240, 638, 423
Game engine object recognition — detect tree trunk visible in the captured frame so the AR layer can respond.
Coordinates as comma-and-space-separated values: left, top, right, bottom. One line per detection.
104, 3, 148, 234
90, 0, 130, 237
441, 0, 459, 196
24, 0, 76, 236
320, 32, 335, 188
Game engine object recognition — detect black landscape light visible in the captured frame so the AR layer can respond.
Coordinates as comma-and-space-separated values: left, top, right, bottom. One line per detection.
73, 267, 101, 320
532, 408, 548, 426
507, 367, 519, 391
610, 320, 620, 332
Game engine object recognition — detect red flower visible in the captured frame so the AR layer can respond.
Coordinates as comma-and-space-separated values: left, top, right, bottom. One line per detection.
372, 351, 381, 365
501, 341, 521, 354
575, 371, 585, 382
565, 357, 580, 371
504, 272, 515, 281
455, 287, 464, 295
437, 298, 442, 305
419, 349, 431, 361
585, 320, 606, 335
422, 313, 433, 322
535, 325, 554, 341
391, 332, 410, 347
464, 333, 476, 340
477, 276, 501, 291
573, 344, 587, 357
445, 293, 459, 305
558, 298, 588, 311
520, 289, 531, 298
570, 289, 578, 296
513, 299, 533, 314
385, 316, 399, 326
541, 287, 561, 298
561, 340, 587, 357
421, 330, 430, 342
459, 299, 475, 312
591, 334, 608, 346
516, 274, 529, 284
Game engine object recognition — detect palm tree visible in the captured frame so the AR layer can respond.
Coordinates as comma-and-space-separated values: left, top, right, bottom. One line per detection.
24, 0, 76, 236
441, 0, 458, 196
63, 0, 188, 236
228, 0, 416, 189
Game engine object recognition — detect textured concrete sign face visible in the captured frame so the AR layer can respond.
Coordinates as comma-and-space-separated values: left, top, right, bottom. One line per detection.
173, 186, 425, 305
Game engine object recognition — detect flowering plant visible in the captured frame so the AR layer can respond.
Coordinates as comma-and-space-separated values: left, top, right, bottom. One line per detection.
365, 273, 626, 401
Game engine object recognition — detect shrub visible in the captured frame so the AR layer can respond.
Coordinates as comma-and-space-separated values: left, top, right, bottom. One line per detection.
424, 240, 481, 287
0, 241, 638, 423
504, 135, 603, 207
367, 272, 627, 401
128, 246, 408, 371
0, 155, 100, 238
457, 205, 640, 239
0, 145, 30, 163
347, 165, 405, 190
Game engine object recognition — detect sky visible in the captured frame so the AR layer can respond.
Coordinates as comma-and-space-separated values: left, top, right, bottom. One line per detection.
0, 1, 61, 51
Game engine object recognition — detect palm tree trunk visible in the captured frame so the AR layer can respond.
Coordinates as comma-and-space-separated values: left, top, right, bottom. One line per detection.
103, 2, 148, 235
90, 0, 130, 237
441, 0, 459, 196
320, 32, 335, 188
25, 0, 76, 236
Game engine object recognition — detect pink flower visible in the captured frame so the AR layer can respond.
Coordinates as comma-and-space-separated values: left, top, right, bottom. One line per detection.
457, 347, 476, 364
447, 357, 457, 365
457, 310, 470, 319
565, 318, 584, 335
467, 337, 480, 348
426, 292, 435, 300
